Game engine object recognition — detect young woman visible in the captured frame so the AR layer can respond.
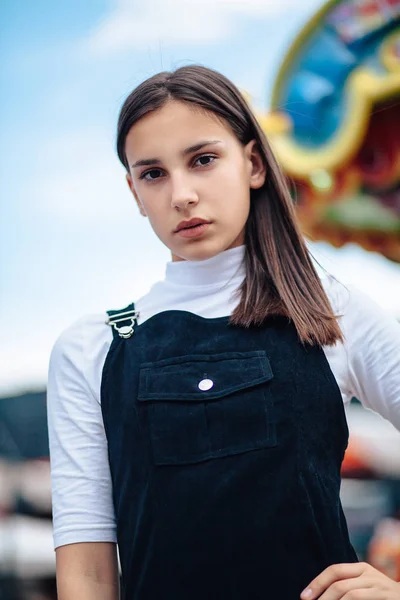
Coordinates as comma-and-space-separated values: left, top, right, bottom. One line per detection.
47, 65, 400, 599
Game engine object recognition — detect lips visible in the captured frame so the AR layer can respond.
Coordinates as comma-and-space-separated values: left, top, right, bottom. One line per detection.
175, 218, 211, 232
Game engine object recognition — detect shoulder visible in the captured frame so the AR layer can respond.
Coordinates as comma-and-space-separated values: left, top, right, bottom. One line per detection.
50, 312, 113, 367
49, 312, 114, 405
321, 276, 399, 341
320, 275, 357, 317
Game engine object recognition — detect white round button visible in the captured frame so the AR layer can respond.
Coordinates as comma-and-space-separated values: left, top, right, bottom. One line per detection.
198, 378, 214, 391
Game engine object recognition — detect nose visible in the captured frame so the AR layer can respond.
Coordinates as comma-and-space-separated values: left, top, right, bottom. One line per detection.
170, 172, 199, 211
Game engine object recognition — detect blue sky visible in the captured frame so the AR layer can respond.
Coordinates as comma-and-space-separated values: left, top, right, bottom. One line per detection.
1, 0, 399, 395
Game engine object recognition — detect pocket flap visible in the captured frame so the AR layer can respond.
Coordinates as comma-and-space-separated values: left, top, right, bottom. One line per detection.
138, 351, 273, 402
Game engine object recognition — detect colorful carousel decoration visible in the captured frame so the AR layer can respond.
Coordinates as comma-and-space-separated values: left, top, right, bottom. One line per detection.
261, 0, 400, 262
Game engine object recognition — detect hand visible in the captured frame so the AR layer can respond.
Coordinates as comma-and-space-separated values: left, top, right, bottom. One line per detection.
300, 562, 400, 599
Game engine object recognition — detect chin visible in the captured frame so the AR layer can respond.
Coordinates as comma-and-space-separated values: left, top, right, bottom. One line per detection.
172, 239, 230, 262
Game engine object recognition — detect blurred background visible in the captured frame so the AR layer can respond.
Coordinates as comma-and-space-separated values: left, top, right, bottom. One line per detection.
1, 0, 399, 597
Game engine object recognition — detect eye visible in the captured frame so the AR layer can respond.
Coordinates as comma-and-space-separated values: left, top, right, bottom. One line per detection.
193, 154, 217, 168
140, 168, 164, 182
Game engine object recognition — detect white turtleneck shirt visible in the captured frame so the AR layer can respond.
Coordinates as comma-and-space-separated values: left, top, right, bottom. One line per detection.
47, 244, 400, 549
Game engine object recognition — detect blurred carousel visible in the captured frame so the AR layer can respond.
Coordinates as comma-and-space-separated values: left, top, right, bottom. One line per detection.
261, 0, 400, 262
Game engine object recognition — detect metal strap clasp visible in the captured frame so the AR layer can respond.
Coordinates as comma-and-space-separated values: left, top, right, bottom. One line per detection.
106, 308, 140, 339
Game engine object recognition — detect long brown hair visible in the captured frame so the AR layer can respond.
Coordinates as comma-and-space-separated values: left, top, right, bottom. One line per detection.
116, 65, 343, 346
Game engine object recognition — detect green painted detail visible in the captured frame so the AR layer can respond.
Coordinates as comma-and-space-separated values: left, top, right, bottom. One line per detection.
324, 194, 400, 232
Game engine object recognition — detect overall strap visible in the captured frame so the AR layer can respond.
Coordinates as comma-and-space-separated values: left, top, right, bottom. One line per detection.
106, 302, 139, 340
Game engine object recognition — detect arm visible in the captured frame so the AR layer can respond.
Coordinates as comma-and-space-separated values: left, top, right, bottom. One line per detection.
47, 317, 118, 588
56, 542, 120, 600
341, 286, 400, 430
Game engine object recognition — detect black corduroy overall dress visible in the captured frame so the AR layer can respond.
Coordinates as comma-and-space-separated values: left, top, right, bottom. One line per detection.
101, 304, 357, 599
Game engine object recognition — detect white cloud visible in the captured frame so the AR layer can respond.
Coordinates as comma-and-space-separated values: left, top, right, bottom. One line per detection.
32, 128, 135, 223
86, 0, 321, 54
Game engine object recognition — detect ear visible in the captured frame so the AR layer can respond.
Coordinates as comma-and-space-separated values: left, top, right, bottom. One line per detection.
126, 173, 147, 217
244, 140, 266, 190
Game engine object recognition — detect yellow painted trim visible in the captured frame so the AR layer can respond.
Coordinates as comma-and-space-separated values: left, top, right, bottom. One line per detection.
271, 0, 339, 108
268, 2, 400, 177
380, 29, 400, 73
266, 68, 400, 177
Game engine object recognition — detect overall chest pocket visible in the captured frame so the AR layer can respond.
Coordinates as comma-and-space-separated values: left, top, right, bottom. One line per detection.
138, 351, 276, 466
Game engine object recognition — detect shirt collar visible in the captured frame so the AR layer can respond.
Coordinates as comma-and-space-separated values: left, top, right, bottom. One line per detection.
164, 245, 246, 287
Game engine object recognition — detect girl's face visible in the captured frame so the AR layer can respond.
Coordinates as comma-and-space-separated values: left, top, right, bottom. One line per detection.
125, 100, 266, 262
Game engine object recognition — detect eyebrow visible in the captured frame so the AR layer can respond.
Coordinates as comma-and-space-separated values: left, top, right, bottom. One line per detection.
130, 140, 222, 168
